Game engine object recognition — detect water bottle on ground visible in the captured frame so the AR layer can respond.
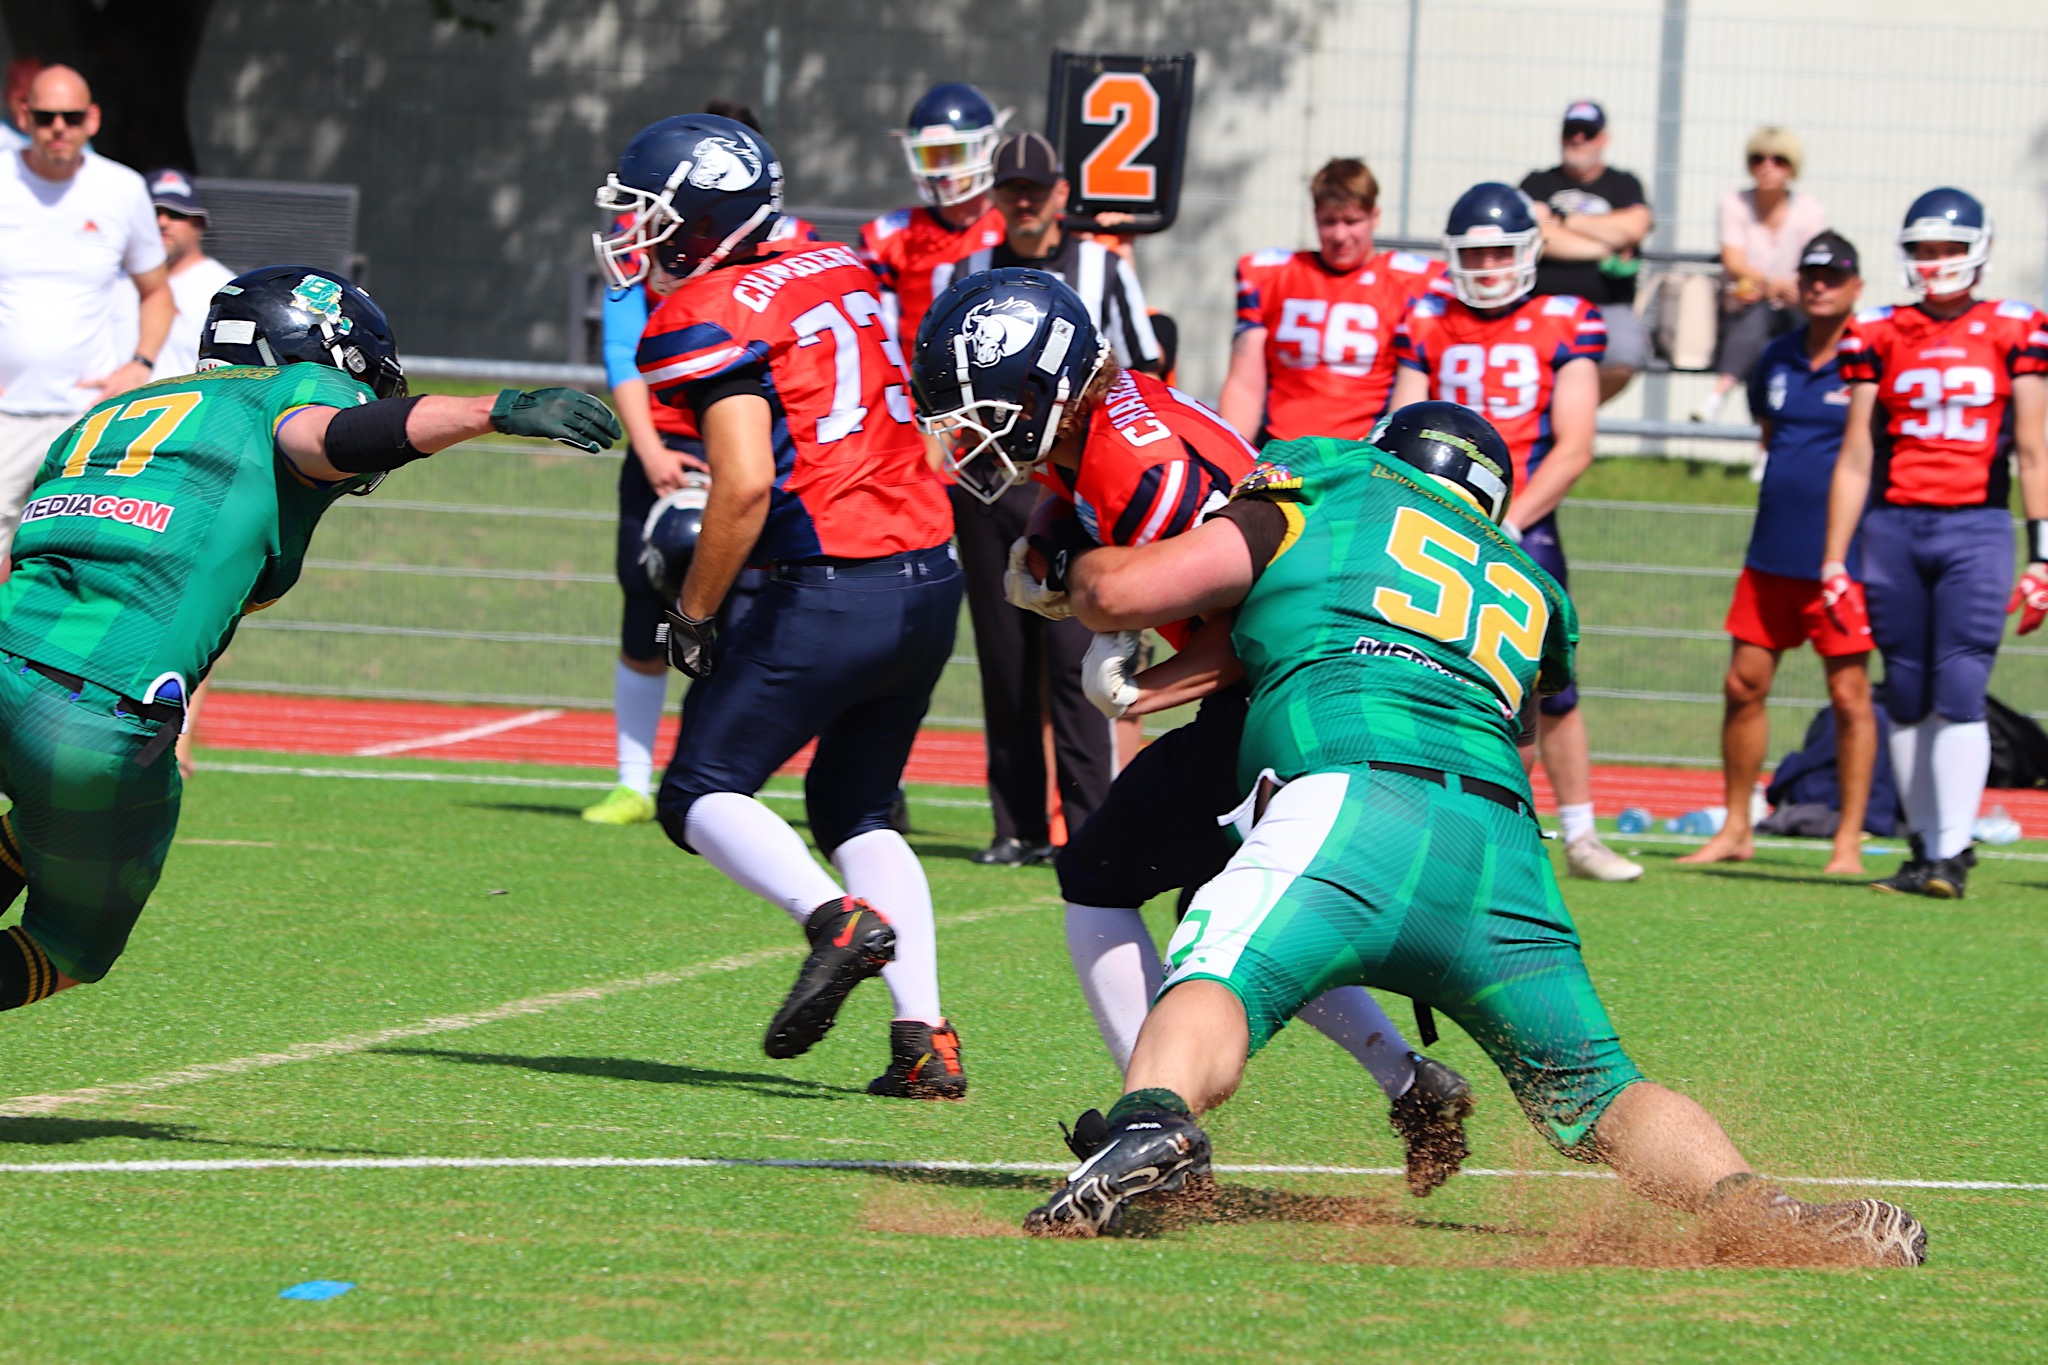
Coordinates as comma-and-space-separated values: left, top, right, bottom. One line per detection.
1973, 804, 2022, 845
1616, 807, 1651, 834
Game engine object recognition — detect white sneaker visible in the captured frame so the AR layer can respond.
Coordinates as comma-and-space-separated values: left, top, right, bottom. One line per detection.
1690, 390, 1725, 423
1566, 832, 1645, 882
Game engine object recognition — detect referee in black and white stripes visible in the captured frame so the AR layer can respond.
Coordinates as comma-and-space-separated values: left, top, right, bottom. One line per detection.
941, 132, 1164, 867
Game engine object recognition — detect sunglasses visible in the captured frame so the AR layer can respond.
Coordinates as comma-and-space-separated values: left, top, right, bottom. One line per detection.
28, 109, 88, 129
1748, 153, 1792, 168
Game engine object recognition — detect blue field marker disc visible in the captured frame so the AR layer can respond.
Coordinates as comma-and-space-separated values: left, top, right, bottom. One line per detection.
278, 1280, 355, 1301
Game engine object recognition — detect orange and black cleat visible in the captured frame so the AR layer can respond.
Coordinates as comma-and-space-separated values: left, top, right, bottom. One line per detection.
867, 1019, 968, 1099
764, 897, 896, 1059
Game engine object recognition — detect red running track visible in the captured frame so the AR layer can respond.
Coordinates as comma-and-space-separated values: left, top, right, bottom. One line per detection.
193, 690, 2048, 828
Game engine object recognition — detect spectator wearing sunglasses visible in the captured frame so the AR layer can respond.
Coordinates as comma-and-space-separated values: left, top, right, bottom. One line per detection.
1693, 127, 1828, 422
0, 65, 170, 571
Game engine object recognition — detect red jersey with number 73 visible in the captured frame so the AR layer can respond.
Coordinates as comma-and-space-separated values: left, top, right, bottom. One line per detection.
1394, 292, 1606, 486
637, 242, 951, 561
1837, 299, 2048, 507
1235, 247, 1446, 440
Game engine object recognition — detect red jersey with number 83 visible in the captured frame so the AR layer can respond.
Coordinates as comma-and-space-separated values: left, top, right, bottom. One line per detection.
1394, 292, 1606, 487
1235, 247, 1445, 441
637, 242, 951, 561
1837, 300, 2048, 507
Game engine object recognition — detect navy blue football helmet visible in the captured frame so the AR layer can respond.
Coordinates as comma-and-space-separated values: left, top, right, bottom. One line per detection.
1375, 401, 1514, 524
909, 267, 1107, 505
1442, 182, 1542, 309
1898, 187, 1992, 299
593, 115, 785, 290
895, 82, 1008, 207
197, 265, 405, 399
639, 476, 711, 599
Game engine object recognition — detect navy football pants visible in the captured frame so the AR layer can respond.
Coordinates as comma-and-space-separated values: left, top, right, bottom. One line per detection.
657, 546, 962, 857
1861, 505, 2012, 724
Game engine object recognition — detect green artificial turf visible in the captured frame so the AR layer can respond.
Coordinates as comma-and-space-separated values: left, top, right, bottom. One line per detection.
1, 752, 2043, 1360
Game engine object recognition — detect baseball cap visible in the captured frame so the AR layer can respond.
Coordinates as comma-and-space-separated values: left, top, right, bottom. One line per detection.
1562, 101, 1606, 137
992, 132, 1062, 188
1798, 230, 1860, 276
147, 167, 207, 221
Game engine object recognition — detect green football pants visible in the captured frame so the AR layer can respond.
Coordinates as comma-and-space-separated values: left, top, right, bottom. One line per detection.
0, 656, 181, 982
1164, 764, 1644, 1157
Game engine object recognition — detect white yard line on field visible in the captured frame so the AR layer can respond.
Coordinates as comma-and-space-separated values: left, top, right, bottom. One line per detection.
352, 708, 563, 756
0, 904, 1038, 1119
0, 1153, 2034, 1192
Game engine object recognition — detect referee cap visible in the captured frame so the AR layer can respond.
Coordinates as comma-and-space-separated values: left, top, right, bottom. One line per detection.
992, 132, 1062, 188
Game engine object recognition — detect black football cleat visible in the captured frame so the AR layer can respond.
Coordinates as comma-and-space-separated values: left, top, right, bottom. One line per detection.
1060, 1107, 1112, 1161
1871, 836, 1933, 895
1388, 1052, 1474, 1197
763, 898, 895, 1059
1924, 847, 1975, 900
866, 1019, 967, 1099
1024, 1108, 1212, 1237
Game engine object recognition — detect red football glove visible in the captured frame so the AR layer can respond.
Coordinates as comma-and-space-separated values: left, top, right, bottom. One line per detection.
1819, 570, 1871, 641
2008, 562, 2048, 635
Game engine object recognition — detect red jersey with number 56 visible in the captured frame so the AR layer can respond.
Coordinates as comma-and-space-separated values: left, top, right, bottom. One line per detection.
637, 241, 951, 561
1395, 292, 1606, 485
1837, 300, 2048, 507
1236, 247, 1446, 441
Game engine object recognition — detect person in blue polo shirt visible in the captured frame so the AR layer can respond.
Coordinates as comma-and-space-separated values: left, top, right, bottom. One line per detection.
1682, 231, 1877, 874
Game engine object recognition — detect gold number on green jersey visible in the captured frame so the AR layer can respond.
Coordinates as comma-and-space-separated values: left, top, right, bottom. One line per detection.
1374, 505, 1549, 711
59, 391, 203, 479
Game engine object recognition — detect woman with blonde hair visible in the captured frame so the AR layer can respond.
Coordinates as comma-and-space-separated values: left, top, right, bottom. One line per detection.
1694, 127, 1829, 421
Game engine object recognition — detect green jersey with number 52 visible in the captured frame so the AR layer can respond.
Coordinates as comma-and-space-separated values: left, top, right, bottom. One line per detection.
1228, 437, 1577, 797
0, 363, 378, 699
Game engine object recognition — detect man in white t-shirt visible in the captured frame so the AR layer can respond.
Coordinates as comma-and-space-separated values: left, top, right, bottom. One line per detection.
0, 65, 171, 561
144, 169, 235, 380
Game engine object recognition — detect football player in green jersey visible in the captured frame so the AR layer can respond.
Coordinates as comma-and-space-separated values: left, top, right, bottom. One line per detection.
1019, 402, 1927, 1268
0, 265, 620, 1010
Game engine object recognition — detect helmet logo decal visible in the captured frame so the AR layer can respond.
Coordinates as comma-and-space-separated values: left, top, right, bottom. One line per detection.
686, 136, 763, 191
963, 297, 1041, 367
290, 275, 354, 335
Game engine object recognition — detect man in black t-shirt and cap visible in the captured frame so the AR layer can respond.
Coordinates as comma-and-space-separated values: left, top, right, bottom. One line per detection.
1520, 100, 1652, 402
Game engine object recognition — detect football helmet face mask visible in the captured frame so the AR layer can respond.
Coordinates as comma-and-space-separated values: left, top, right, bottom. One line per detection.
1374, 401, 1515, 524
197, 264, 406, 400
894, 82, 1008, 208
909, 267, 1107, 506
1897, 187, 1991, 300
593, 115, 785, 290
639, 474, 711, 600
1443, 182, 1542, 309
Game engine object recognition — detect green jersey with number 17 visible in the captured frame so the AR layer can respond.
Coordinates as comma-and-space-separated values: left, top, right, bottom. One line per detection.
1227, 437, 1577, 797
0, 364, 378, 699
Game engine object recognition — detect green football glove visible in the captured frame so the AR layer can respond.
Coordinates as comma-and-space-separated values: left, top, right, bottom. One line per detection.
490, 387, 623, 453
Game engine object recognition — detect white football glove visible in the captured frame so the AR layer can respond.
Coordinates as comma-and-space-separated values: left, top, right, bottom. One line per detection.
1082, 630, 1144, 719
1004, 536, 1073, 619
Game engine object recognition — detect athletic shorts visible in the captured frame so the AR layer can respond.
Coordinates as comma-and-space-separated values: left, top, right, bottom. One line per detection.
1163, 764, 1644, 1157
0, 656, 182, 982
1725, 565, 1871, 658
1516, 514, 1579, 716
1860, 504, 2012, 724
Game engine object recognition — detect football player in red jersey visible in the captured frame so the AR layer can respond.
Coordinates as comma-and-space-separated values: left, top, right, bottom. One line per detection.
1822, 188, 2048, 899
586, 100, 817, 827
912, 268, 1477, 1196
1218, 157, 1445, 443
594, 114, 968, 1096
1391, 182, 1642, 883
859, 82, 1007, 351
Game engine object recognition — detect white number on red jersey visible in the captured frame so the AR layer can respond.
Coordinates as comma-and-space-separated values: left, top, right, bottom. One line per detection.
1436, 342, 1541, 420
1274, 298, 1381, 377
792, 289, 914, 444
1893, 365, 1994, 443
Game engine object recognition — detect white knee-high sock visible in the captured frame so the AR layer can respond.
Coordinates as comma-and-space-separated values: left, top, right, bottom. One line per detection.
1296, 987, 1418, 1099
1063, 903, 1163, 1075
683, 792, 843, 924
1930, 718, 1990, 860
1889, 720, 1937, 850
832, 830, 942, 1024
614, 662, 667, 791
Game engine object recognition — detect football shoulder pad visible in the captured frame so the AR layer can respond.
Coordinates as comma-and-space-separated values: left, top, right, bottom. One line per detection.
1387, 250, 1433, 274
1997, 299, 2037, 321
1542, 294, 1584, 317
868, 208, 912, 240
1856, 305, 1895, 324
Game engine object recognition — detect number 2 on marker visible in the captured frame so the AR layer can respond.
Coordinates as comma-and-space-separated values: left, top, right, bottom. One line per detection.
61, 391, 203, 479
1079, 73, 1159, 202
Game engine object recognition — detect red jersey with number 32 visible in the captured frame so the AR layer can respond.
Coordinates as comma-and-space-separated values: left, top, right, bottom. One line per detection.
1837, 300, 2048, 507
637, 241, 951, 561
1236, 247, 1446, 440
859, 205, 1005, 351
1395, 292, 1606, 485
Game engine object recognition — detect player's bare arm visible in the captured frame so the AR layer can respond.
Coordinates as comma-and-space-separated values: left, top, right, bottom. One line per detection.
1216, 328, 1268, 439
1389, 362, 1429, 411
1121, 612, 1244, 717
1504, 355, 1597, 533
678, 394, 776, 622
1067, 516, 1256, 631
614, 377, 705, 492
1820, 383, 1879, 574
